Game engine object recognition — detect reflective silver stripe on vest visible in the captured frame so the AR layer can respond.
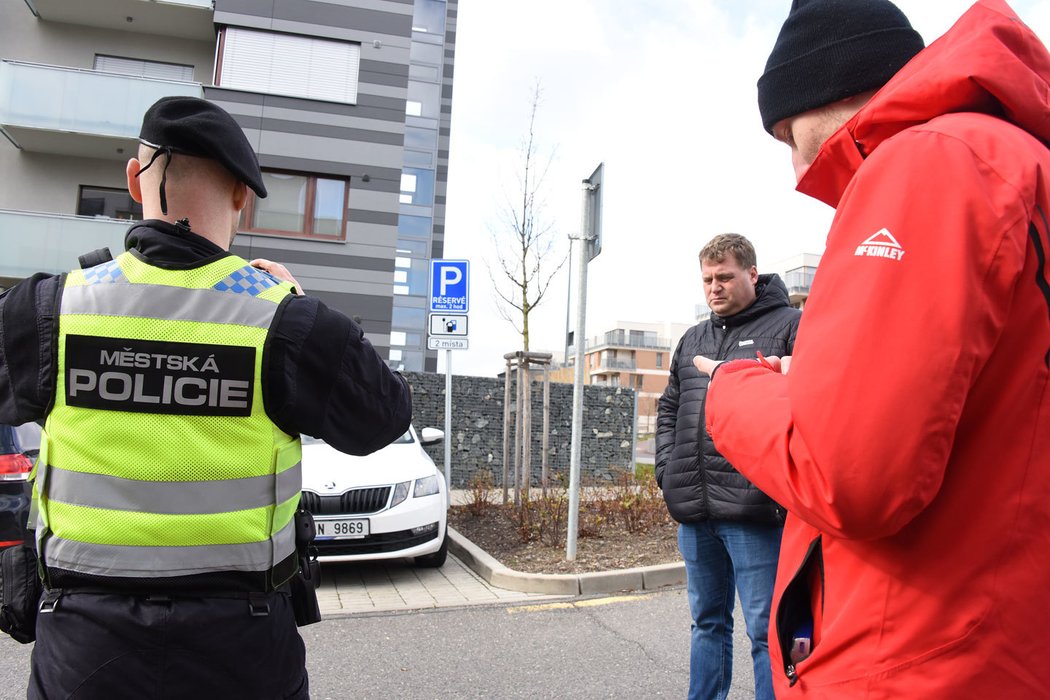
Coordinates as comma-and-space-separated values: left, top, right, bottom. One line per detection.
41, 518, 296, 578
62, 284, 279, 329
45, 463, 302, 515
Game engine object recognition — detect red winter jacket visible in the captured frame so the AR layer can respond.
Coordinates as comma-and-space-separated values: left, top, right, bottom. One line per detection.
705, 1, 1050, 697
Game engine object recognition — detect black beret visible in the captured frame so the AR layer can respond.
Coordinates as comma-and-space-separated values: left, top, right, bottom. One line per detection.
757, 0, 925, 134
139, 96, 266, 198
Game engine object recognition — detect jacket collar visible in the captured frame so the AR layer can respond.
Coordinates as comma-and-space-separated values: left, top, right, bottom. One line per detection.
124, 219, 231, 269
799, 0, 1050, 208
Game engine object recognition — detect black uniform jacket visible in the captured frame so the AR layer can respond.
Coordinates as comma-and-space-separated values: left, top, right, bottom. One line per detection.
0, 220, 412, 457
655, 274, 800, 525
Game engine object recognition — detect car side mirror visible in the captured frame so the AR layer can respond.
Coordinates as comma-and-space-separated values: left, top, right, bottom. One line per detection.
419, 427, 444, 445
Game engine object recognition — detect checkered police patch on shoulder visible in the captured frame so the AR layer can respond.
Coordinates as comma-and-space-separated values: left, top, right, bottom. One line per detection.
64, 335, 255, 417
82, 260, 127, 286
213, 266, 279, 296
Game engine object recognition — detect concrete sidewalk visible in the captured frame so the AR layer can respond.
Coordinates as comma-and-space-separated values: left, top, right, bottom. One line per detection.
315, 551, 561, 617
314, 487, 685, 618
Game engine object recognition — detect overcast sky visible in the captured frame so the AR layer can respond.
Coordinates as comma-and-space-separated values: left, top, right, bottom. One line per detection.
439, 0, 1050, 377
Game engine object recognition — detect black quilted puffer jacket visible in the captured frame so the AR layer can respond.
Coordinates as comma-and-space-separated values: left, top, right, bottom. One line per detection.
655, 274, 800, 524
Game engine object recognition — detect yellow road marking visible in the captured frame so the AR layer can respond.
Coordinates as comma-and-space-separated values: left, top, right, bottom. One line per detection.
507, 593, 655, 614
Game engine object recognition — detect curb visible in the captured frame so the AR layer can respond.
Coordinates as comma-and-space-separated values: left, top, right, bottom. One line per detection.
447, 526, 686, 596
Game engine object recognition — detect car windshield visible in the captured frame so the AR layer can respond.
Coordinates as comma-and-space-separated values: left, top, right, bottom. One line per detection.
300, 429, 414, 447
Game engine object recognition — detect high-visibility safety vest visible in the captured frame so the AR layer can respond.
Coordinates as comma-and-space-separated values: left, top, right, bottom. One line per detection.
33, 250, 301, 589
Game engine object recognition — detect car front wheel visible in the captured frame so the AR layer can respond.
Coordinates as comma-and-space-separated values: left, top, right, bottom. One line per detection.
414, 530, 448, 568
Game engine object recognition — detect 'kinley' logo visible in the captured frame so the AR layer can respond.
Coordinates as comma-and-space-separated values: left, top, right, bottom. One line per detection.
855, 228, 905, 261
65, 335, 255, 417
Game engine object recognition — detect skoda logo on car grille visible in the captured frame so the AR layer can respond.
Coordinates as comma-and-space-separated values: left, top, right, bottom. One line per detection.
324, 481, 337, 491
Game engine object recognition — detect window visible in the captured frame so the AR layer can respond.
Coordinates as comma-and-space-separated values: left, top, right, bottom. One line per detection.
655, 353, 664, 369
412, 0, 446, 35
77, 186, 142, 220
635, 375, 644, 389
407, 81, 441, 119
400, 350, 424, 371
217, 28, 360, 104
390, 257, 428, 296
400, 168, 434, 206
398, 214, 432, 238
242, 171, 349, 240
94, 55, 194, 81
392, 306, 425, 327
410, 42, 443, 65
404, 127, 434, 151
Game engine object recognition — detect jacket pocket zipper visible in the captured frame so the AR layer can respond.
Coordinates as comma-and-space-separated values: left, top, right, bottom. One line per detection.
775, 534, 824, 687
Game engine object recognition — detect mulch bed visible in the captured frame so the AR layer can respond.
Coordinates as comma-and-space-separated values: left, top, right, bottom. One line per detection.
449, 504, 682, 575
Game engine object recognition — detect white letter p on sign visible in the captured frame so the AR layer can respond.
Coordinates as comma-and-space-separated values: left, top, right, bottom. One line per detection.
439, 266, 462, 296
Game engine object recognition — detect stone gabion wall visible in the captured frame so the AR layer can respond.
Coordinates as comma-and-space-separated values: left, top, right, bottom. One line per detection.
403, 371, 636, 487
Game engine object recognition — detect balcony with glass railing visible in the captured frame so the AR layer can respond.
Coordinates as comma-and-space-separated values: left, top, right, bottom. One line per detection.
579, 331, 674, 352
22, 0, 214, 40
592, 358, 637, 374
0, 210, 130, 281
0, 60, 202, 160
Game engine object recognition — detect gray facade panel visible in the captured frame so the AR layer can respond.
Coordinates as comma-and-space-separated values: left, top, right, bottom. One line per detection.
257, 154, 402, 186
347, 209, 398, 226
205, 87, 405, 123
274, 0, 411, 37
360, 69, 410, 89
258, 118, 404, 146
230, 244, 394, 273
352, 176, 403, 194
360, 59, 410, 79
260, 131, 403, 170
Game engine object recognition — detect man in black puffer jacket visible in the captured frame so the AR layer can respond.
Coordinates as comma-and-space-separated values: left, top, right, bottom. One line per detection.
656, 233, 799, 700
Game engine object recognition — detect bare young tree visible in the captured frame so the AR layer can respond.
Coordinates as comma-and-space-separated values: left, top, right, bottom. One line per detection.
488, 81, 568, 352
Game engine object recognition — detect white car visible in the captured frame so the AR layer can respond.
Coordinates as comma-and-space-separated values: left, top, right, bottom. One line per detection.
299, 425, 449, 567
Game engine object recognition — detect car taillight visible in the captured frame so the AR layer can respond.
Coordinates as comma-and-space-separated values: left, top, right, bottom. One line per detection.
0, 453, 33, 481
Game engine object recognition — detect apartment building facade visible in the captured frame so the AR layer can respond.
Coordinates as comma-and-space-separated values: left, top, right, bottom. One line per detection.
0, 0, 457, 371
560, 321, 691, 435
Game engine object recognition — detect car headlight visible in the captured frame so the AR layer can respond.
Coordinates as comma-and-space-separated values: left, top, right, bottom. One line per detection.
413, 475, 440, 498
390, 481, 411, 508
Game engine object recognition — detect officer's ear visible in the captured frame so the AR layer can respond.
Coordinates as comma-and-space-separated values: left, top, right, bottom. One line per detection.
232, 181, 249, 213
126, 158, 144, 203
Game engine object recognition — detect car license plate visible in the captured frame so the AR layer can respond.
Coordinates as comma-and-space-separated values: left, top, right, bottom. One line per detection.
315, 518, 369, 540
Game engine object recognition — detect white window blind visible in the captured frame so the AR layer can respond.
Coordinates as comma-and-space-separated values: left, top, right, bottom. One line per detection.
218, 28, 360, 104
94, 55, 194, 82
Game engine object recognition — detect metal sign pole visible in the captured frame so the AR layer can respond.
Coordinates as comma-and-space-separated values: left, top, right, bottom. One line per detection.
444, 348, 452, 491
567, 179, 595, 561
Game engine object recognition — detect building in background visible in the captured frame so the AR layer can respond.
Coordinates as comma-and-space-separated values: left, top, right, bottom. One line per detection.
0, 0, 457, 371
556, 321, 691, 435
695, 252, 821, 322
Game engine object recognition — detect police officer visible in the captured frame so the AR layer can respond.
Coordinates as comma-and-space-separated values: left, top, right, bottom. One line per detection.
0, 96, 412, 698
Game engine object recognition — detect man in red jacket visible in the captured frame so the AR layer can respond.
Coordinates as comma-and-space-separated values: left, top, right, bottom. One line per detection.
694, 0, 1050, 697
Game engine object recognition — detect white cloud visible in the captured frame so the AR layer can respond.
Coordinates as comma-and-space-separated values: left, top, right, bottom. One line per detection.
442, 0, 1050, 377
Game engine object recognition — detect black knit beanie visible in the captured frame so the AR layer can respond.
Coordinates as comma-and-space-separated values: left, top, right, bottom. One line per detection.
757, 0, 925, 134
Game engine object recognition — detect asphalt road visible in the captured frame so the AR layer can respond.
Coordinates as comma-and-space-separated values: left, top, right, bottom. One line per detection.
0, 587, 761, 699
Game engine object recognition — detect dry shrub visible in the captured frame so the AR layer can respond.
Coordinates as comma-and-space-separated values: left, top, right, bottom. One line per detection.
510, 467, 670, 543
514, 477, 570, 546
464, 468, 495, 516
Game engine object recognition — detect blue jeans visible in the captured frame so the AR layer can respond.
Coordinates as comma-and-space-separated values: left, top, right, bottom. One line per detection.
678, 520, 782, 700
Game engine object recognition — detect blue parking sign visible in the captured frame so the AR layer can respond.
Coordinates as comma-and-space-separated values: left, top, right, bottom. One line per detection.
429, 260, 469, 313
